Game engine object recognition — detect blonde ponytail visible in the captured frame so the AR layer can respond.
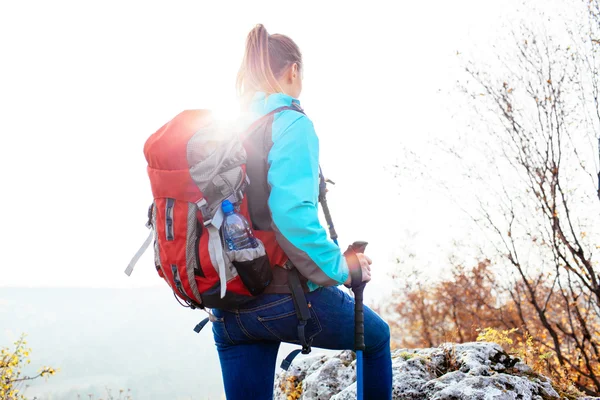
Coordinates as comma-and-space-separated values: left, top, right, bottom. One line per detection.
236, 24, 302, 98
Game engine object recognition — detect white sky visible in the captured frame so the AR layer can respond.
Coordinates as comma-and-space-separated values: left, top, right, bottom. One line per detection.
0, 0, 525, 302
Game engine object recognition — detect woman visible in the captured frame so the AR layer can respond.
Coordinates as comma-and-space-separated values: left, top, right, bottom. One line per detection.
211, 24, 392, 400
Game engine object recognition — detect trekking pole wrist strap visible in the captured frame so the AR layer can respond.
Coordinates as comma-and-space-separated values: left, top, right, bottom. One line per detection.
344, 246, 363, 288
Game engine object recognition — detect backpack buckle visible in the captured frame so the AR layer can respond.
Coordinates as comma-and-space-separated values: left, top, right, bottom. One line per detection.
283, 260, 295, 270
196, 199, 213, 226
146, 203, 154, 229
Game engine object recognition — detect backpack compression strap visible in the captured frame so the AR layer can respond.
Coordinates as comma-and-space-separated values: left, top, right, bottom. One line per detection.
125, 204, 155, 276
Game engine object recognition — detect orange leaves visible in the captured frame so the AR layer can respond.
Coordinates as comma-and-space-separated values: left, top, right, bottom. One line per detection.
280, 375, 303, 400
389, 260, 515, 348
503, 82, 515, 94
388, 259, 600, 395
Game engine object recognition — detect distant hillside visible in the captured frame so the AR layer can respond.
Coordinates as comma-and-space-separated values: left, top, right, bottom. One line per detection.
0, 287, 227, 399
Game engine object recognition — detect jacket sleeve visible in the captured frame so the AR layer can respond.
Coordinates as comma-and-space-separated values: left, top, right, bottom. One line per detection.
267, 113, 349, 288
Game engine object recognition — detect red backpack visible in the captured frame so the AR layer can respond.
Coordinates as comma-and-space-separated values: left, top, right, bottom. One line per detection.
126, 109, 291, 310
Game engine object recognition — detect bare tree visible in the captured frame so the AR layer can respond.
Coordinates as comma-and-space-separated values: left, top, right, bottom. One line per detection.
452, 0, 600, 394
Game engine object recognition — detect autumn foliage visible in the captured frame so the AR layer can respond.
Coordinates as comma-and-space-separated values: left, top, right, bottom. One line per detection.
388, 260, 511, 348
388, 259, 599, 397
389, 0, 600, 396
0, 334, 56, 400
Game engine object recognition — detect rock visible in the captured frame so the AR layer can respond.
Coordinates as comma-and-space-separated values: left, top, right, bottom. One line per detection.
274, 342, 584, 400
425, 372, 559, 400
274, 351, 356, 400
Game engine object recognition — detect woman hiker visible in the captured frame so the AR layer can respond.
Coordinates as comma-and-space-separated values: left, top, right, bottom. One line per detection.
211, 24, 393, 400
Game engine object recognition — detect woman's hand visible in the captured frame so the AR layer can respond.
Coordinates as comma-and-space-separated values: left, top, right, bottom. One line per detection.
344, 253, 372, 286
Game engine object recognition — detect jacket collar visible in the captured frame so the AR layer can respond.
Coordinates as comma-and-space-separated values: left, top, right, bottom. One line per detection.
250, 92, 301, 116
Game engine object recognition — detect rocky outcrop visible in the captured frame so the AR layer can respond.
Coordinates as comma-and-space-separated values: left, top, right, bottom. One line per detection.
274, 342, 596, 400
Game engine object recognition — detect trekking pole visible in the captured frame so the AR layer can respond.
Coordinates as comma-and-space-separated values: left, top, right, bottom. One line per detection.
349, 241, 368, 400
319, 168, 338, 245
318, 168, 368, 398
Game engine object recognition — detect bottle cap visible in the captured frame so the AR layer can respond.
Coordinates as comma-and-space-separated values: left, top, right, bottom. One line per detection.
222, 200, 234, 214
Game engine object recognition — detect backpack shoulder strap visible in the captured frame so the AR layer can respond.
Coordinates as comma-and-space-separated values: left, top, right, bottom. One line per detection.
241, 104, 305, 141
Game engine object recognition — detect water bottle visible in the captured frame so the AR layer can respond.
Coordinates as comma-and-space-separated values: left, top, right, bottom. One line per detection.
221, 200, 259, 250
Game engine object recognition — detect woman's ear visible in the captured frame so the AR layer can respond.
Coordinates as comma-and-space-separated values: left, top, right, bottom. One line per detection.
290, 63, 299, 82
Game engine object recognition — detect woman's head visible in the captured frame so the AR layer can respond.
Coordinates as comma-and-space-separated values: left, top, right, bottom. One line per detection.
236, 24, 303, 101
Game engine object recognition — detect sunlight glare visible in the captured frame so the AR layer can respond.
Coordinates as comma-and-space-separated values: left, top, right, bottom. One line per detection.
210, 96, 241, 125
210, 95, 259, 140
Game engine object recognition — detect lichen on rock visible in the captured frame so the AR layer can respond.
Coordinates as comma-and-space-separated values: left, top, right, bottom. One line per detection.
274, 342, 594, 400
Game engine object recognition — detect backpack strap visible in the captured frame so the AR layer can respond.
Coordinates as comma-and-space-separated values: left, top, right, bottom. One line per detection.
124, 203, 155, 276
197, 198, 229, 299
241, 104, 305, 141
124, 229, 153, 276
281, 264, 313, 370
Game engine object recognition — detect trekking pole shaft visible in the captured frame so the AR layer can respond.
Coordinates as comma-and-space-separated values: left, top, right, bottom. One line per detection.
350, 241, 368, 400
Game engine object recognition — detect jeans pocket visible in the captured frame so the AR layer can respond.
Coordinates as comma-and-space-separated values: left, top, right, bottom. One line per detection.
212, 318, 235, 345
257, 307, 322, 344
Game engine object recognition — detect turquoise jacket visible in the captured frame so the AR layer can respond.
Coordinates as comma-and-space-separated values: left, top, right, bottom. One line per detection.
249, 92, 349, 290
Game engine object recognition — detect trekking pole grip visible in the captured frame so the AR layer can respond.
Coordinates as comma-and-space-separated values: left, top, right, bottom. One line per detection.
350, 241, 368, 352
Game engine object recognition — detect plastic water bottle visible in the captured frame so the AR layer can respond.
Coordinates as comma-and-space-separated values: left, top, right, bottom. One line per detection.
221, 200, 259, 250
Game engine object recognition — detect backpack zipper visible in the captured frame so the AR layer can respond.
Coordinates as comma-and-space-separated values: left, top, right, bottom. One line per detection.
194, 222, 205, 278
171, 264, 198, 307
165, 198, 175, 241
151, 203, 164, 278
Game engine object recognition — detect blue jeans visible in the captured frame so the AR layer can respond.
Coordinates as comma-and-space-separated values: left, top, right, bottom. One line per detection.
212, 286, 392, 400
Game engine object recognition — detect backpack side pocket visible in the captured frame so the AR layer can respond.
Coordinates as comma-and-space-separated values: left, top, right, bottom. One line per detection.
226, 240, 273, 296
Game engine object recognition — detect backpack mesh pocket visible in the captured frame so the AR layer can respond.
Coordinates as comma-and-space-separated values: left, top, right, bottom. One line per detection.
226, 240, 272, 296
